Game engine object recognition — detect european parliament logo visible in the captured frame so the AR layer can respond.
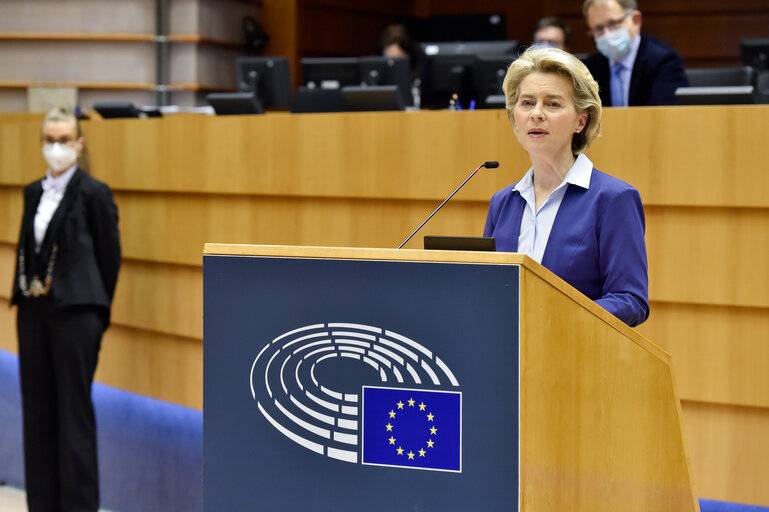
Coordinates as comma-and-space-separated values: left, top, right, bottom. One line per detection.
249, 323, 462, 472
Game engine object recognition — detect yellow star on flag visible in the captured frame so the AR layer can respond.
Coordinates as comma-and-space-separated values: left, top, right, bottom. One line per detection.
430, 426, 437, 435
426, 412, 434, 421
427, 439, 434, 448
407, 451, 415, 460
385, 423, 393, 431
388, 436, 396, 445
389, 410, 396, 418
408, 398, 415, 407
419, 402, 426, 411
419, 449, 426, 457
397, 401, 404, 409
396, 447, 404, 455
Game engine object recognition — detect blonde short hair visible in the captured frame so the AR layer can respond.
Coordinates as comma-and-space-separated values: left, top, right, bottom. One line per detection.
41, 106, 89, 172
503, 46, 602, 154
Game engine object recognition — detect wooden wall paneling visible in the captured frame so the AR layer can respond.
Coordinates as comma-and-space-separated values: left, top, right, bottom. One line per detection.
296, 4, 411, 59
298, 0, 417, 17
7, 108, 769, 209
95, 324, 202, 409
593, 107, 769, 209
0, 243, 202, 340
0, 297, 203, 409
78, 111, 523, 198
111, 192, 490, 264
645, 206, 769, 308
0, 298, 16, 354
181, 0, 264, 43
259, 0, 299, 87
638, 301, 769, 409
682, 400, 769, 506
425, 0, 545, 45
0, 188, 23, 242
643, 14, 769, 66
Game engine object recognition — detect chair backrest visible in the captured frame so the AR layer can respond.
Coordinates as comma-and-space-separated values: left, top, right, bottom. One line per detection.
685, 66, 755, 87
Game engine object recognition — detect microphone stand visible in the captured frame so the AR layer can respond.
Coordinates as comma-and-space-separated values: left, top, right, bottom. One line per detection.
397, 161, 497, 249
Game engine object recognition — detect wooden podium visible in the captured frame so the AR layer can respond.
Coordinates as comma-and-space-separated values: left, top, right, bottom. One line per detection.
202, 244, 699, 511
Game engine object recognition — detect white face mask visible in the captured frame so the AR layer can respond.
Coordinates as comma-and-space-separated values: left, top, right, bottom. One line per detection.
596, 28, 633, 62
42, 142, 78, 172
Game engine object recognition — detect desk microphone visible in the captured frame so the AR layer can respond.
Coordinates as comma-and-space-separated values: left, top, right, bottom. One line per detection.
397, 161, 499, 249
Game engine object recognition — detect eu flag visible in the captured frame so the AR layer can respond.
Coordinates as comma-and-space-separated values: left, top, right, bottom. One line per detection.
362, 386, 461, 472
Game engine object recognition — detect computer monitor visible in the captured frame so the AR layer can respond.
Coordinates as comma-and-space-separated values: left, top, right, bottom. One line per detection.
675, 85, 755, 106
300, 56, 413, 108
206, 92, 265, 115
741, 38, 769, 71
474, 54, 515, 108
342, 86, 405, 112
420, 40, 518, 109
235, 56, 292, 108
93, 101, 140, 118
358, 56, 413, 106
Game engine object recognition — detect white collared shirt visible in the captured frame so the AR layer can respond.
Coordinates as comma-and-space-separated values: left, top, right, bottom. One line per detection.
515, 153, 593, 263
611, 34, 641, 107
34, 165, 78, 253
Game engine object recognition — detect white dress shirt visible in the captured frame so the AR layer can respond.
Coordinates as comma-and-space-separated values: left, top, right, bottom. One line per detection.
515, 153, 593, 263
34, 165, 78, 253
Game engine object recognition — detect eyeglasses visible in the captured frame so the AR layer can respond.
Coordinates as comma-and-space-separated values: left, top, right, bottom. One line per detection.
588, 13, 628, 37
41, 136, 78, 145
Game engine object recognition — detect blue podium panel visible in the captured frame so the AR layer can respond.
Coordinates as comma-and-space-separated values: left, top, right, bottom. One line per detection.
203, 255, 520, 511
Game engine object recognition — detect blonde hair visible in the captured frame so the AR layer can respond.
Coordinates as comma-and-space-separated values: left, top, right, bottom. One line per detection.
502, 46, 602, 155
41, 106, 90, 172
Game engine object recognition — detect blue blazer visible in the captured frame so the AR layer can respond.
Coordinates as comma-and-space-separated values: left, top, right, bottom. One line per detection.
583, 33, 688, 106
484, 168, 649, 326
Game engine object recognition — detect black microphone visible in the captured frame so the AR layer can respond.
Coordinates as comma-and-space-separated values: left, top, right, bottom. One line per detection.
397, 161, 499, 249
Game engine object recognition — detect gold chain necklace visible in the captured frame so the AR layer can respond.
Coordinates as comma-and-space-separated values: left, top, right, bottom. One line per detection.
18, 244, 58, 298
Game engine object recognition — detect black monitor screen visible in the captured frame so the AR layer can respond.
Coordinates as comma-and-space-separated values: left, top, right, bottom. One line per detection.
301, 56, 413, 106
420, 40, 518, 109
741, 38, 769, 71
474, 55, 515, 108
207, 92, 265, 115
302, 57, 362, 89
235, 56, 292, 108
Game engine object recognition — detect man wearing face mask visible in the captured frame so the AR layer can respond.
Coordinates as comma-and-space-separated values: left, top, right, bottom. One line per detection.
11, 107, 120, 512
582, 0, 688, 106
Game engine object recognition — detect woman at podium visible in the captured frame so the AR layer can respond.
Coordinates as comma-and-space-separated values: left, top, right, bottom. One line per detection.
483, 46, 649, 326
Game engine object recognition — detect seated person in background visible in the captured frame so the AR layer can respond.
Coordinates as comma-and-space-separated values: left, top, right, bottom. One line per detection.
533, 17, 571, 52
380, 24, 419, 74
582, 0, 688, 106
484, 46, 649, 326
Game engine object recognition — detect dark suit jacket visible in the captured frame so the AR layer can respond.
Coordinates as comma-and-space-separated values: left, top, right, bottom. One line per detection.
11, 168, 121, 324
484, 167, 649, 327
583, 33, 689, 106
